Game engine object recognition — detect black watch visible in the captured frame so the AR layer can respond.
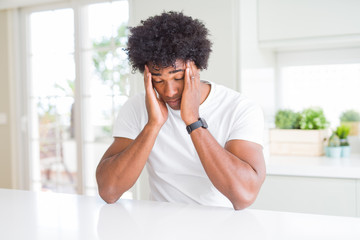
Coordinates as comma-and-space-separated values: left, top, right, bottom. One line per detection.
186, 118, 208, 134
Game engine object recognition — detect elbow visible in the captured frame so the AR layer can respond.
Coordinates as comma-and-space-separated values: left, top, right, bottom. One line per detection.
232, 168, 266, 210
96, 166, 123, 204
230, 183, 262, 211
96, 174, 123, 204
98, 185, 123, 204
232, 192, 257, 211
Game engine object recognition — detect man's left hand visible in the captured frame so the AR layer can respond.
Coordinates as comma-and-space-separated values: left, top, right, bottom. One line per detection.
180, 61, 201, 125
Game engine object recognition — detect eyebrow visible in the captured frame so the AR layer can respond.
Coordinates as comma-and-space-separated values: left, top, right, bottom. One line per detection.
150, 69, 185, 76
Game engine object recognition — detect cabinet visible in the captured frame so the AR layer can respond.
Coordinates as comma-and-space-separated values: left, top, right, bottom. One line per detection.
257, 0, 360, 50
251, 175, 358, 217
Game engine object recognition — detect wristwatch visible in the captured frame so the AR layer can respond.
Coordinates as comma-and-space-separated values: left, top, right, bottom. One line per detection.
186, 118, 208, 134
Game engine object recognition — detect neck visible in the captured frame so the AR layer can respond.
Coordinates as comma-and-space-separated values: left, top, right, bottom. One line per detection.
200, 81, 211, 105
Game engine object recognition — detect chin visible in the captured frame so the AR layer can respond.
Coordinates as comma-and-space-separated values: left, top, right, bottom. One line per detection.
166, 99, 181, 110
168, 104, 181, 110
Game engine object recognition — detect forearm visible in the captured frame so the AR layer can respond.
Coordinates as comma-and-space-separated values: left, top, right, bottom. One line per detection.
190, 128, 263, 210
96, 124, 161, 203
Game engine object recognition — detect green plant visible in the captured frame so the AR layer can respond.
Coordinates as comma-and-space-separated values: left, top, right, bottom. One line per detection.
340, 110, 360, 122
275, 109, 301, 129
328, 132, 340, 147
92, 23, 130, 97
299, 107, 329, 130
335, 124, 351, 146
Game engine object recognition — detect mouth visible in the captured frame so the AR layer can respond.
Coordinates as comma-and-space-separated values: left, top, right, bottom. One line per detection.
166, 98, 181, 109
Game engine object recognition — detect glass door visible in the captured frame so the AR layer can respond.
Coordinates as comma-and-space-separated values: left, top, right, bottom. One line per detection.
26, 1, 130, 196
29, 8, 77, 193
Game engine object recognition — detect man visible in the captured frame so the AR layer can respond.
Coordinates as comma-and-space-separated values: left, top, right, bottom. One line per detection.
96, 11, 265, 210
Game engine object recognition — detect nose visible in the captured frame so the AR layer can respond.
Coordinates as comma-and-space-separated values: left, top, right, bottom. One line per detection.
164, 82, 178, 98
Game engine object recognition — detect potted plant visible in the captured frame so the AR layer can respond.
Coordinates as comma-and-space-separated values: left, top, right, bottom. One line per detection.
299, 107, 329, 130
270, 107, 329, 156
340, 110, 360, 136
325, 132, 342, 158
275, 109, 301, 129
335, 124, 351, 157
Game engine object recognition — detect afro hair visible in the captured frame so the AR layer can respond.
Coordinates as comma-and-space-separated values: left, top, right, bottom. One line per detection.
125, 11, 212, 73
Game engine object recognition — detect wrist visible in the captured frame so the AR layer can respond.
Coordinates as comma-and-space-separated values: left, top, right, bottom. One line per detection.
186, 118, 208, 134
183, 115, 199, 126
145, 121, 163, 132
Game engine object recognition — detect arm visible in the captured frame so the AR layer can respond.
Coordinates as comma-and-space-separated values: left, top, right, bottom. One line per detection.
190, 130, 265, 210
181, 62, 265, 210
96, 66, 167, 203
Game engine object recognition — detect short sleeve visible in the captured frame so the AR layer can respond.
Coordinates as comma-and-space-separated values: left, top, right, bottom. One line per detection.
112, 94, 146, 140
228, 100, 264, 147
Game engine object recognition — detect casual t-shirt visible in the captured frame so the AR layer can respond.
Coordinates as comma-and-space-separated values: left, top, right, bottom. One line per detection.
113, 81, 264, 208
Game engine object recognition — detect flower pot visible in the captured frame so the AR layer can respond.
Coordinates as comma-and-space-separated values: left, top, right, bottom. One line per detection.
325, 146, 342, 158
341, 146, 351, 158
270, 129, 328, 156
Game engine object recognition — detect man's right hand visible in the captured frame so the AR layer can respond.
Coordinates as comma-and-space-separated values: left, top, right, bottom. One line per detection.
144, 65, 168, 128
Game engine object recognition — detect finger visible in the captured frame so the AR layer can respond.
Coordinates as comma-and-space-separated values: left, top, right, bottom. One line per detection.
189, 61, 200, 87
185, 61, 193, 87
144, 65, 158, 101
190, 62, 197, 89
144, 65, 150, 88
185, 62, 191, 88
145, 65, 154, 92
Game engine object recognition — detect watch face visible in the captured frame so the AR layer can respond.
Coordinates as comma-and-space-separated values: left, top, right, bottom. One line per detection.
200, 118, 208, 128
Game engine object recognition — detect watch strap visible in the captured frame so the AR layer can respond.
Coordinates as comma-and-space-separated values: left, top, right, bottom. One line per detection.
186, 118, 208, 134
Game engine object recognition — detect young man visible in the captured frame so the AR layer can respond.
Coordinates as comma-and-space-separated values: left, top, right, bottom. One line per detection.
96, 11, 265, 210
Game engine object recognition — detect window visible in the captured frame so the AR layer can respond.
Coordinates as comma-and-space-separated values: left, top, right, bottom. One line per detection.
24, 0, 130, 196
277, 49, 360, 129
280, 63, 360, 128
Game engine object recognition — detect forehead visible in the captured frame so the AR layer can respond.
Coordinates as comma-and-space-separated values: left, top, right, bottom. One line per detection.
149, 59, 186, 74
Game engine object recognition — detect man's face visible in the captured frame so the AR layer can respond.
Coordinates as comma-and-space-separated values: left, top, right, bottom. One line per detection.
148, 60, 186, 110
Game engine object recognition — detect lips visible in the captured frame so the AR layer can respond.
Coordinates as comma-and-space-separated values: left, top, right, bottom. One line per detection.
166, 98, 181, 109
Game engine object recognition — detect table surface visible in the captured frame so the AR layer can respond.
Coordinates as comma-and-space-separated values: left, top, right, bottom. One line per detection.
1, 188, 360, 240
266, 154, 360, 179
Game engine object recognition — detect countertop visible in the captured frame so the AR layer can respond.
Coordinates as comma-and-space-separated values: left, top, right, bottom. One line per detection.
266, 154, 360, 179
1, 188, 360, 240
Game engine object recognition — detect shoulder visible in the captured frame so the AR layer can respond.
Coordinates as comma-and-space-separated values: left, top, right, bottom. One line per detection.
210, 82, 261, 112
120, 92, 146, 111
127, 92, 145, 105
115, 92, 147, 122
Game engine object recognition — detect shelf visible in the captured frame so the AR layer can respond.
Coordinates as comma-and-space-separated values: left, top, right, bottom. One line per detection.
266, 154, 360, 179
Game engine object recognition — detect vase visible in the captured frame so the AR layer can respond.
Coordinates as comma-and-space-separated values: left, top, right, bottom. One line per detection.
325, 146, 342, 158
341, 146, 351, 158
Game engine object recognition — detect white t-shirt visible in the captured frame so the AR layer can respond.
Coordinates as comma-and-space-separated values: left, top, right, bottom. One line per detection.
113, 81, 264, 208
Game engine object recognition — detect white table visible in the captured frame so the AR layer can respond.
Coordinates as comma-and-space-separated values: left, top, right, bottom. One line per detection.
1, 189, 360, 240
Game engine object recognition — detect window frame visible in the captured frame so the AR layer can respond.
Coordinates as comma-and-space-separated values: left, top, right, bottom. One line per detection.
18, 0, 131, 195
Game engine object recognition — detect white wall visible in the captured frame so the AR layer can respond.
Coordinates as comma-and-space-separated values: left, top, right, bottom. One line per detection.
239, 0, 276, 116
239, 0, 276, 159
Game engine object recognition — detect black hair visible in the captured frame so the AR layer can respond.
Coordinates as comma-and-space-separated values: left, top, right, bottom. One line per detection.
125, 11, 212, 73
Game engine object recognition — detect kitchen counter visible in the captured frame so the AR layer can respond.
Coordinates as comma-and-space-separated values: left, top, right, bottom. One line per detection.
266, 154, 360, 179
1, 188, 360, 239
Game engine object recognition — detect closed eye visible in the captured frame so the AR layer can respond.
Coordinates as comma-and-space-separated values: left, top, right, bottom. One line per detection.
174, 73, 185, 81
152, 79, 163, 84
